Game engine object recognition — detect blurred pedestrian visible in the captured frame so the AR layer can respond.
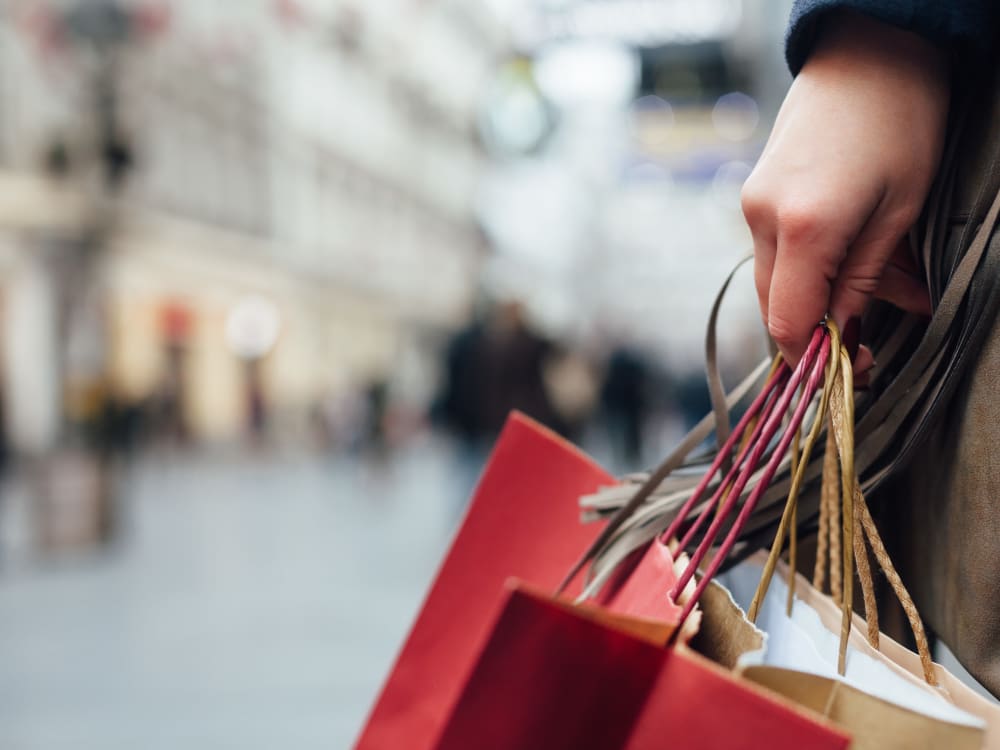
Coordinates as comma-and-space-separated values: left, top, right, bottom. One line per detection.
437, 300, 564, 443
599, 347, 649, 467
435, 300, 566, 503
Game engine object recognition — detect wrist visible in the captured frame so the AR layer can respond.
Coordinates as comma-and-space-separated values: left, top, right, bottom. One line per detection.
805, 10, 950, 90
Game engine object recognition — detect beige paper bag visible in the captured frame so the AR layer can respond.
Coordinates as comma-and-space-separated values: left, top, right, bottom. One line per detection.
695, 577, 986, 749
765, 553, 1000, 749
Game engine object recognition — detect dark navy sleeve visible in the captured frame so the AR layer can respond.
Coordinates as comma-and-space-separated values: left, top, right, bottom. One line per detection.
786, 0, 997, 75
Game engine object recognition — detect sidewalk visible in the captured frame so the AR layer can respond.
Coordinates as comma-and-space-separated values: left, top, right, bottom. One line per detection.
0, 440, 465, 749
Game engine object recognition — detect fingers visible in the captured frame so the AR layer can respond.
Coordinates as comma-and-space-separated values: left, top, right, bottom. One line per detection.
828, 209, 921, 330
744, 176, 859, 367
750, 220, 916, 367
743, 182, 776, 330
827, 247, 893, 333
761, 200, 849, 366
874, 261, 932, 317
744, 186, 837, 370
751, 231, 776, 329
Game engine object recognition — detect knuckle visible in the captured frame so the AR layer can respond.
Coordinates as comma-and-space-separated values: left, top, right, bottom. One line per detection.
740, 180, 770, 225
776, 203, 825, 244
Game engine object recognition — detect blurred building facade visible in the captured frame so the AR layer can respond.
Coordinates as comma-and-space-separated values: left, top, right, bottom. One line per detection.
0, 0, 500, 448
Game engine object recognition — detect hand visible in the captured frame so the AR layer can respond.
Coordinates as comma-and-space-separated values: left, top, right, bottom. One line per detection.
741, 11, 949, 369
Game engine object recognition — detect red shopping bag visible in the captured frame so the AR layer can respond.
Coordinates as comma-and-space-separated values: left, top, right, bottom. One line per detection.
597, 537, 685, 622
356, 413, 615, 750
357, 412, 850, 750
433, 583, 850, 750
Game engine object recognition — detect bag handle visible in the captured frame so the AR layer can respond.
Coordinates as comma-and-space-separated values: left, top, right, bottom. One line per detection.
749, 321, 938, 685
667, 326, 831, 628
600, 317, 938, 686
573, 163, 1000, 640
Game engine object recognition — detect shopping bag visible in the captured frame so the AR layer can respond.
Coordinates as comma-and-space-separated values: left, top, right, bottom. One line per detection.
711, 557, 986, 750
355, 412, 617, 750
744, 667, 983, 750
357, 411, 851, 750
432, 580, 850, 750
594, 534, 684, 622
763, 555, 1000, 749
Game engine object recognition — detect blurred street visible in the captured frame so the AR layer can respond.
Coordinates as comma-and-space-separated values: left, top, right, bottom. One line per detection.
0, 441, 465, 749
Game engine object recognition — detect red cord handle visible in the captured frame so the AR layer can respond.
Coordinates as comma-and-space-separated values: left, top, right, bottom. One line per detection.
668, 324, 832, 627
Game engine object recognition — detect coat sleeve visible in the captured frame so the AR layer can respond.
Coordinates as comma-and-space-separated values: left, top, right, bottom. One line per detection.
786, 0, 998, 75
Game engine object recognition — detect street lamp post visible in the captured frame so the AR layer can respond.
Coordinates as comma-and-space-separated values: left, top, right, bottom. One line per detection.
24, 0, 165, 552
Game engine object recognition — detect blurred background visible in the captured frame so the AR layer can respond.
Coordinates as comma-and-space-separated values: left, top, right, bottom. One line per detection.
0, 0, 793, 746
